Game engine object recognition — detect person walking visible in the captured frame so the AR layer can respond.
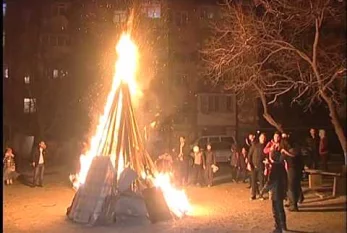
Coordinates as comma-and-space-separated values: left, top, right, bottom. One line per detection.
204, 144, 216, 187
260, 150, 288, 233
248, 133, 267, 200
32, 141, 47, 187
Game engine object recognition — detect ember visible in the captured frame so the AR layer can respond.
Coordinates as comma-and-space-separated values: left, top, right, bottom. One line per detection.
68, 14, 191, 225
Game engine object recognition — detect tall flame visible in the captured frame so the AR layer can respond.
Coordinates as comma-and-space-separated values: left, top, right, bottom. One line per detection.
71, 33, 139, 189
70, 32, 191, 218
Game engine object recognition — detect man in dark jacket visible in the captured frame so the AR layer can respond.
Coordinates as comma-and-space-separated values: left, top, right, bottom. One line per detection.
32, 141, 47, 187
281, 133, 304, 212
178, 136, 191, 186
260, 150, 288, 233
306, 128, 319, 169
248, 133, 266, 200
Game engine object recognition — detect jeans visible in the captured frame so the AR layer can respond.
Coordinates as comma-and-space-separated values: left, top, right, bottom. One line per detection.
272, 200, 286, 230
33, 164, 45, 186
251, 167, 264, 198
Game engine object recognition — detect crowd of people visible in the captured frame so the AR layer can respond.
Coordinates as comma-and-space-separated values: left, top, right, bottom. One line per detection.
154, 128, 330, 233
3, 128, 330, 232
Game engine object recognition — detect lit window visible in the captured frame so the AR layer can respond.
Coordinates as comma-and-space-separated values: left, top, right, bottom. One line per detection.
24, 75, 30, 84
4, 67, 8, 78
53, 69, 59, 78
113, 10, 126, 23
142, 4, 161, 19
24, 98, 36, 114
3, 3, 6, 18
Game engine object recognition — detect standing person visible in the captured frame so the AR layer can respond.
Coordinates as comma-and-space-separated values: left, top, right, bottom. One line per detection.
306, 128, 320, 169
244, 133, 256, 188
319, 129, 329, 171
190, 145, 205, 186
237, 147, 249, 183
178, 136, 191, 186
204, 144, 216, 187
260, 149, 288, 233
248, 133, 267, 200
281, 133, 303, 212
32, 141, 47, 187
230, 144, 239, 182
264, 132, 282, 181
3, 148, 17, 185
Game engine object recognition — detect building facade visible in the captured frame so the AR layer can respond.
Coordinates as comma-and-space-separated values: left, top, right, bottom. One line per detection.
4, 0, 259, 146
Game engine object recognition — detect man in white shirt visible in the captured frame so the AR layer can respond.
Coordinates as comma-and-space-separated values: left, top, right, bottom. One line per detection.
32, 141, 47, 187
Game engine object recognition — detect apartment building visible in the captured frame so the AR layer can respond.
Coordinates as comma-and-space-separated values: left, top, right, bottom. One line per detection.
3, 0, 259, 145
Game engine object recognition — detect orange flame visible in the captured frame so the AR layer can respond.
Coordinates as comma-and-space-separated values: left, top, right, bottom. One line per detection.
70, 32, 191, 218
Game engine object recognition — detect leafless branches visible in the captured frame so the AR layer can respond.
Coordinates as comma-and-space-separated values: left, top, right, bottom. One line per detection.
201, 0, 346, 152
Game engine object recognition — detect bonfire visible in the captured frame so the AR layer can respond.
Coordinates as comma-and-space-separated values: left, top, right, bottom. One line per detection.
68, 13, 191, 225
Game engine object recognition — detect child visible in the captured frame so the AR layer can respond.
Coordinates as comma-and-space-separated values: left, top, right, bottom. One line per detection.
3, 148, 16, 185
260, 150, 288, 233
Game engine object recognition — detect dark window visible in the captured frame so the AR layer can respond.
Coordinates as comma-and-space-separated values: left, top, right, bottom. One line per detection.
226, 96, 234, 112
211, 142, 232, 150
221, 136, 235, 145
175, 11, 188, 27
58, 36, 64, 46
197, 138, 208, 148
210, 137, 220, 143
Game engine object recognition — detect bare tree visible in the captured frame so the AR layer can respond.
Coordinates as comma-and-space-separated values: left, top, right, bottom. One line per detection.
202, 0, 347, 160
201, 1, 285, 132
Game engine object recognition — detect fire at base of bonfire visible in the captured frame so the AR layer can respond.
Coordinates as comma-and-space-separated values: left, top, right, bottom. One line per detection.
68, 13, 191, 222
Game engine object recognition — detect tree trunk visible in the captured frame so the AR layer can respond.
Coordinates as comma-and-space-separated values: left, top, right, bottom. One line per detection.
253, 83, 284, 133
321, 92, 347, 165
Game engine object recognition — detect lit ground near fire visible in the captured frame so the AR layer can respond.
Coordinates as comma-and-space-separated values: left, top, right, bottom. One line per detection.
4, 167, 346, 233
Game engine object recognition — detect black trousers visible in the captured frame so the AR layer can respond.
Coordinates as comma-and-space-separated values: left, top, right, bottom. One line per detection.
272, 200, 286, 230
205, 164, 214, 186
251, 167, 264, 198
320, 155, 329, 171
287, 168, 302, 208
33, 164, 45, 186
309, 152, 319, 169
192, 164, 204, 185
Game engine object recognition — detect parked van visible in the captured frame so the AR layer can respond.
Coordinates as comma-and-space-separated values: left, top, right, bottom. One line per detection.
191, 135, 236, 163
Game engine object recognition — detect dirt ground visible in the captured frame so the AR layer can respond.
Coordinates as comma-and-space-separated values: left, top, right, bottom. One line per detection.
3, 168, 347, 233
